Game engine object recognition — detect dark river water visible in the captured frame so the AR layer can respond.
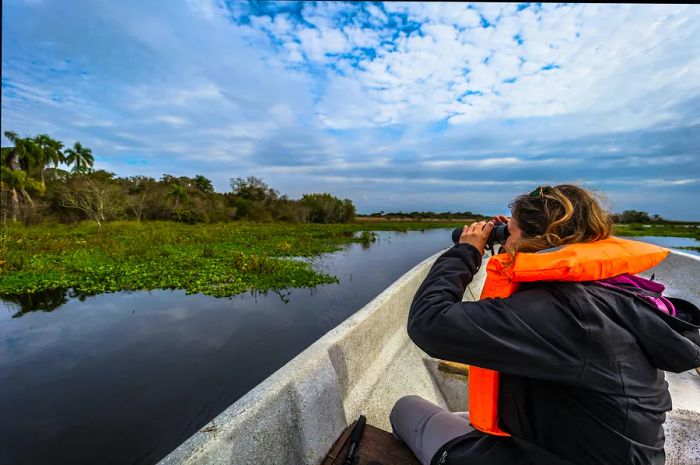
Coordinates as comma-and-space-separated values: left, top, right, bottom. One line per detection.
1, 231, 697, 465
0, 229, 451, 465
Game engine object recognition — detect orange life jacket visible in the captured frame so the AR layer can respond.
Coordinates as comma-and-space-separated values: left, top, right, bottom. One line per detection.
467, 236, 670, 436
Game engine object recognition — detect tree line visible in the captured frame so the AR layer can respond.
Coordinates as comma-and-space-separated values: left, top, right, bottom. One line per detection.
364, 210, 489, 220
609, 210, 668, 224
365, 209, 670, 224
1, 131, 355, 226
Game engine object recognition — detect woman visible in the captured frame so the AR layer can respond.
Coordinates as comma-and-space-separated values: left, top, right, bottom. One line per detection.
390, 185, 700, 465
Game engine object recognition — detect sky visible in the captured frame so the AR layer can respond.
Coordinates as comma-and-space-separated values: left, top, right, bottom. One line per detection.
2, 1, 700, 219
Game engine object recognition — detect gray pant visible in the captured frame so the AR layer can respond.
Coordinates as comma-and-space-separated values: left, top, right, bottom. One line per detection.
389, 395, 474, 465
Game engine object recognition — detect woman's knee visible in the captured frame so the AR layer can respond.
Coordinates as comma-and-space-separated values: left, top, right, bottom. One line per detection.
390, 395, 421, 428
390, 396, 433, 454
392, 395, 422, 414
391, 395, 443, 433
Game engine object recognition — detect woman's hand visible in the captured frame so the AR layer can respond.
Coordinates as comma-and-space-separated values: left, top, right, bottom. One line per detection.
459, 220, 495, 255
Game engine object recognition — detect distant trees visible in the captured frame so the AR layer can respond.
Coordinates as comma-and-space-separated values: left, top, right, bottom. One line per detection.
166, 183, 189, 208
193, 174, 214, 194
300, 193, 356, 223
611, 210, 657, 224
1, 131, 95, 223
58, 171, 125, 228
230, 176, 277, 202
152, 174, 231, 224
1, 130, 358, 226
367, 209, 667, 224
226, 177, 355, 223
366, 210, 486, 220
123, 177, 150, 222
227, 176, 280, 221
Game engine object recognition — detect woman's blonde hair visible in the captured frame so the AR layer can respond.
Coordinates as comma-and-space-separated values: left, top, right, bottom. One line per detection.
508, 184, 612, 254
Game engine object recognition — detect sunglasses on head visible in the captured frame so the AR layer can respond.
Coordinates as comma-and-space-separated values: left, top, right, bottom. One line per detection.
529, 186, 553, 198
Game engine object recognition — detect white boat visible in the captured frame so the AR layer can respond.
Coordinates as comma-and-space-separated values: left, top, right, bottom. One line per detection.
158, 249, 700, 465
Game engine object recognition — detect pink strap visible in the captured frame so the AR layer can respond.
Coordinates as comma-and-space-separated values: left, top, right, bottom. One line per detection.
595, 274, 676, 317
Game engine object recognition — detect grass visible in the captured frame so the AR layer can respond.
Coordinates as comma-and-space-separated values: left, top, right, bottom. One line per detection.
612, 223, 700, 239
0, 220, 465, 298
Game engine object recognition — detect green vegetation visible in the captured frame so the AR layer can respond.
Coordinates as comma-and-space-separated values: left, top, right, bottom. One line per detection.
0, 220, 466, 299
613, 223, 700, 239
2, 218, 698, 305
1, 131, 356, 226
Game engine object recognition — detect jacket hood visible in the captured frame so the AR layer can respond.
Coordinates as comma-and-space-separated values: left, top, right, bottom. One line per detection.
591, 282, 700, 373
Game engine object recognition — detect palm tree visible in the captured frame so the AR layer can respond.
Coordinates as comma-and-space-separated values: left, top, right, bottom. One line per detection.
1, 131, 43, 223
64, 142, 94, 174
193, 174, 214, 193
0, 168, 41, 221
32, 134, 64, 187
166, 183, 189, 208
3, 131, 30, 171
34, 134, 64, 168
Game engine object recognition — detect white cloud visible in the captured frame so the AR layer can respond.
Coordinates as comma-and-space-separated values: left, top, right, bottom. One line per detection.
185, 0, 220, 21
154, 115, 188, 126
297, 26, 348, 61
230, 3, 699, 131
421, 157, 575, 169
596, 178, 699, 187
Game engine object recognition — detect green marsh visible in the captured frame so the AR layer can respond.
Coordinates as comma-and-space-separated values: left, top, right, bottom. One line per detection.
2, 220, 697, 298
0, 220, 464, 297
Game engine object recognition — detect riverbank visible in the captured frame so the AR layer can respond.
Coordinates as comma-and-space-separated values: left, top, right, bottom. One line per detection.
613, 223, 700, 239
2, 220, 698, 297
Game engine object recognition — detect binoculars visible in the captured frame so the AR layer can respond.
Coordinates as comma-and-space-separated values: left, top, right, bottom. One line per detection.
452, 222, 510, 250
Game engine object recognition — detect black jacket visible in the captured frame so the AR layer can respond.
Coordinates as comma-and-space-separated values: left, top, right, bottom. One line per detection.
408, 244, 700, 465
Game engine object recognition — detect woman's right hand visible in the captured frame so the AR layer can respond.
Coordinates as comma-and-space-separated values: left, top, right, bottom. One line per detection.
459, 220, 494, 255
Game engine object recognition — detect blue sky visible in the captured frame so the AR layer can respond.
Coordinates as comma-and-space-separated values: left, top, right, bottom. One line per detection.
2, 1, 700, 219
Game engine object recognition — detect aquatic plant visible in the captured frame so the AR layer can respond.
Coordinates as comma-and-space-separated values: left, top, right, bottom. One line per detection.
0, 221, 460, 297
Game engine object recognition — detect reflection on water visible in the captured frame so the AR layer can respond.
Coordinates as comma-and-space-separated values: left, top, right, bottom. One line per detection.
1, 288, 84, 317
2, 287, 307, 318
0, 229, 451, 465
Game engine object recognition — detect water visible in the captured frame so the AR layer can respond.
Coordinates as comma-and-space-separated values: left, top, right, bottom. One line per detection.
0, 229, 452, 465
627, 236, 700, 256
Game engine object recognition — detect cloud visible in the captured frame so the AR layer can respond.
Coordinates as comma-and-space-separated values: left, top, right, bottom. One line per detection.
2, 1, 700, 219
237, 2, 699, 137
154, 116, 188, 127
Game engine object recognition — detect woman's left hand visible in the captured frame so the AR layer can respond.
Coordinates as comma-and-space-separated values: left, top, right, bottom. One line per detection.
459, 220, 495, 255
